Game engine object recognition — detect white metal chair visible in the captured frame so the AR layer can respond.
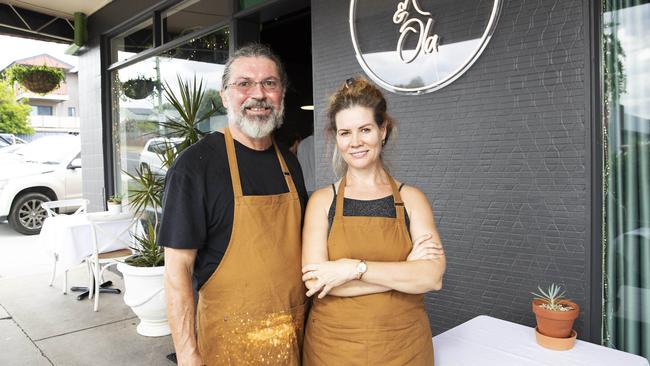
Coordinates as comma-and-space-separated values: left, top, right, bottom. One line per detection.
86, 212, 136, 311
41, 198, 89, 294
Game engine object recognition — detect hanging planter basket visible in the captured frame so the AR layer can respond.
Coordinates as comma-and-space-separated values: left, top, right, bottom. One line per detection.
122, 78, 156, 100
7, 65, 65, 94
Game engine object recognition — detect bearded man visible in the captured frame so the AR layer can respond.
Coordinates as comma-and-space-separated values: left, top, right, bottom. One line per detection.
159, 43, 308, 366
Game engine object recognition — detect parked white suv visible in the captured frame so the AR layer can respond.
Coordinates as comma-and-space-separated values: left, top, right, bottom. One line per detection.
0, 135, 82, 235
139, 137, 182, 175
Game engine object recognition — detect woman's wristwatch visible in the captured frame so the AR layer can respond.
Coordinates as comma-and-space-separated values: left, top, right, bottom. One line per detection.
356, 260, 368, 280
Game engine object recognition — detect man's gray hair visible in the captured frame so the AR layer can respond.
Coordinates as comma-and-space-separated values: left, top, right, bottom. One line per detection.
221, 43, 288, 91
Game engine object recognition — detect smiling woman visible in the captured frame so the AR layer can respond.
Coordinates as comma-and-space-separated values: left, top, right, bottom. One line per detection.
301, 77, 446, 365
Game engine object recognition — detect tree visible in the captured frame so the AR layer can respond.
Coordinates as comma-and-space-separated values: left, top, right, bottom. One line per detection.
0, 80, 33, 135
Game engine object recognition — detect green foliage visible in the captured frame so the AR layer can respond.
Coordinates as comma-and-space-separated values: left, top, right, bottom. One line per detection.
126, 164, 164, 223
125, 222, 164, 267
122, 75, 156, 100
5, 64, 65, 94
124, 75, 218, 267
0, 81, 34, 135
161, 75, 219, 153
107, 194, 122, 204
532, 283, 571, 311
198, 88, 226, 117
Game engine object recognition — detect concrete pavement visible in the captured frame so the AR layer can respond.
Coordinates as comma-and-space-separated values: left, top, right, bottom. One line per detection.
0, 222, 175, 366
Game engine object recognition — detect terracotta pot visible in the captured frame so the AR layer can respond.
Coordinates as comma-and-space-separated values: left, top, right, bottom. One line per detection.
532, 299, 579, 338
535, 327, 577, 350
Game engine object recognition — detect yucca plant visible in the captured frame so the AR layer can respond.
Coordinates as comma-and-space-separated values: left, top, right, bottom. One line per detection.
123, 75, 218, 267
125, 222, 164, 267
160, 74, 219, 155
531, 283, 573, 311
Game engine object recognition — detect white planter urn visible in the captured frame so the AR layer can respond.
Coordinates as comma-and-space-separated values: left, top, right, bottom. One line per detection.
107, 202, 122, 214
117, 262, 170, 337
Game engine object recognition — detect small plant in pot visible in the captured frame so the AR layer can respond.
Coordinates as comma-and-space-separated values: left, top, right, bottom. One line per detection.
531, 283, 580, 350
5, 64, 65, 94
122, 75, 156, 100
116, 75, 218, 337
106, 195, 122, 214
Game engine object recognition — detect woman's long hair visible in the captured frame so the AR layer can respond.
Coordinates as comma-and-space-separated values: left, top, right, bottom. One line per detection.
326, 77, 395, 177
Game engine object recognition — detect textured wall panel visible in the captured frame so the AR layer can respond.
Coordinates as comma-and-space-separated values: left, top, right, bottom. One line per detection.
312, 0, 591, 338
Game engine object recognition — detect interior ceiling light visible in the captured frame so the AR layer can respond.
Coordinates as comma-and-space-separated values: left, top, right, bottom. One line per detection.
300, 105, 314, 111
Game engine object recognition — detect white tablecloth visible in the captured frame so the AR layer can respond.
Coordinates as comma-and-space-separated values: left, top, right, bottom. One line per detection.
433, 315, 649, 366
39, 212, 134, 270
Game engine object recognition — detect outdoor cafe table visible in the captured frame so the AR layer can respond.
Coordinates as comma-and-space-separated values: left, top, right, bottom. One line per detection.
39, 211, 134, 270
432, 315, 649, 365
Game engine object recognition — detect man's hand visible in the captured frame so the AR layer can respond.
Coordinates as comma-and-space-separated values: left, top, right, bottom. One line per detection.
176, 350, 204, 366
407, 233, 445, 261
165, 248, 201, 366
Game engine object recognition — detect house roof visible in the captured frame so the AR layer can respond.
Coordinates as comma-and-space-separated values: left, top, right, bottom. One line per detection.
10, 53, 74, 71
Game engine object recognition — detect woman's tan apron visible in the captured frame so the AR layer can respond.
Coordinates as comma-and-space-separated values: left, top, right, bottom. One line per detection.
197, 128, 307, 365
303, 175, 434, 365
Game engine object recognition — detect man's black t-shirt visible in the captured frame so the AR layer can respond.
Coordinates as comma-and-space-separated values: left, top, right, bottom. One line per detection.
157, 131, 308, 290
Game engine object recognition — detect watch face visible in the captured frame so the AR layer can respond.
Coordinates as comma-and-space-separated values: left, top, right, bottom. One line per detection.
358, 261, 368, 274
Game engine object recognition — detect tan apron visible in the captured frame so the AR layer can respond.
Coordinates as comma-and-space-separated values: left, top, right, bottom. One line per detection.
303, 175, 434, 365
197, 128, 307, 365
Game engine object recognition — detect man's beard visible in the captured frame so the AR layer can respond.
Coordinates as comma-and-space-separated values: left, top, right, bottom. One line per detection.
229, 98, 284, 139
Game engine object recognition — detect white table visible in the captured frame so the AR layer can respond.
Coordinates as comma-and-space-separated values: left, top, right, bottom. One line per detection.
40, 211, 135, 270
433, 315, 649, 366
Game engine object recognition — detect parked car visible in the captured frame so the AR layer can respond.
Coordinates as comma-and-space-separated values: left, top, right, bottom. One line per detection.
0, 133, 27, 150
0, 135, 82, 235
139, 137, 182, 175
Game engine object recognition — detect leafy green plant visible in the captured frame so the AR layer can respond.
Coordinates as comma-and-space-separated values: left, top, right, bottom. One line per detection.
125, 164, 164, 227
123, 75, 218, 267
531, 283, 574, 311
122, 75, 156, 100
5, 64, 65, 94
160, 75, 219, 154
107, 194, 122, 204
0, 81, 34, 135
125, 222, 164, 267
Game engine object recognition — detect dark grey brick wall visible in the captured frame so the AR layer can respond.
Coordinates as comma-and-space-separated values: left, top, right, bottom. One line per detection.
312, 0, 593, 338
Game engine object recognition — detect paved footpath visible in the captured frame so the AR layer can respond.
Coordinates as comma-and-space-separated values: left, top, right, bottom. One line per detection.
0, 222, 174, 366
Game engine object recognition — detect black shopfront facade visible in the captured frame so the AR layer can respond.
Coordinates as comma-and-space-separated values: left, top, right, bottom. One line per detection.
79, 0, 649, 359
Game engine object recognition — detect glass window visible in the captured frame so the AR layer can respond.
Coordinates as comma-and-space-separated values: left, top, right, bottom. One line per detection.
110, 19, 154, 64
602, 1, 650, 361
31, 105, 53, 116
111, 26, 229, 199
240, 0, 266, 11
68, 107, 76, 117
163, 0, 232, 44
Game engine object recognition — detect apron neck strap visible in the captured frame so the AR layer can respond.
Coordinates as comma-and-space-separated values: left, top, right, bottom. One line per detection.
387, 175, 405, 221
224, 127, 297, 197
224, 127, 244, 197
273, 143, 297, 194
334, 175, 346, 218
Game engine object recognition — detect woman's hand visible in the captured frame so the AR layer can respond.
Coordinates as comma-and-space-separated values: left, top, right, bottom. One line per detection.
407, 233, 445, 261
302, 259, 359, 298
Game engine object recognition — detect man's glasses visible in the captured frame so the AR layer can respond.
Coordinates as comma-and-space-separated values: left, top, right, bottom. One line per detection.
226, 78, 282, 93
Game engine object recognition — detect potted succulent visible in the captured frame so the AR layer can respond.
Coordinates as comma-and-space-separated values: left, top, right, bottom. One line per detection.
122, 75, 156, 100
6, 64, 65, 94
116, 75, 218, 337
106, 195, 122, 214
531, 283, 580, 350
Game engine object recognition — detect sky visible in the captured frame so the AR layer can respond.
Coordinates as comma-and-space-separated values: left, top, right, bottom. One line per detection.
0, 35, 78, 70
